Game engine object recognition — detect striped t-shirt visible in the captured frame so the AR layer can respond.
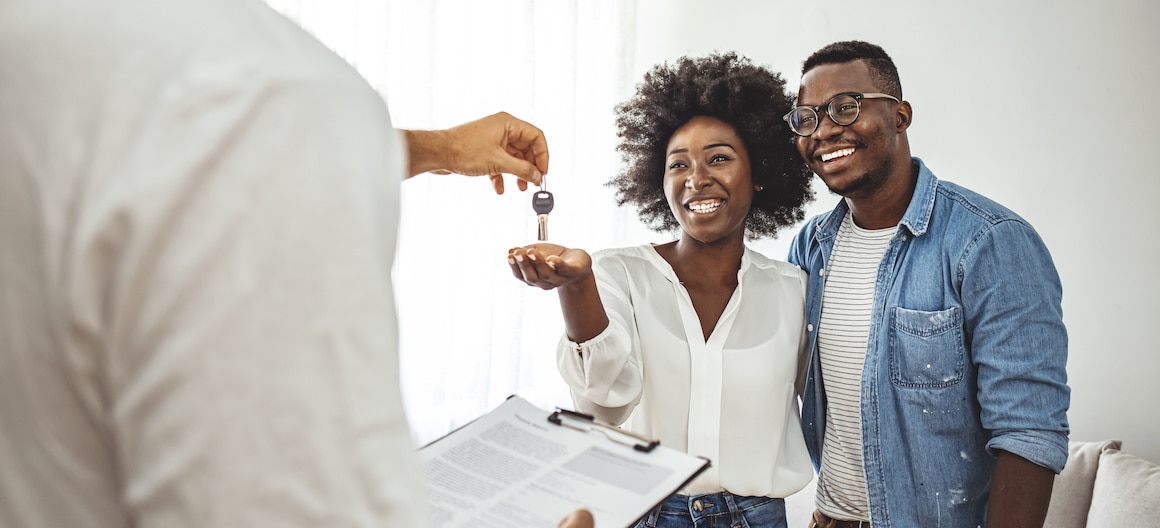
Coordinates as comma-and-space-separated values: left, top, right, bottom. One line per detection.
815, 211, 896, 522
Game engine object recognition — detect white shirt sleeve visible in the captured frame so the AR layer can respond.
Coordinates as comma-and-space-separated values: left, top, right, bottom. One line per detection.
555, 251, 644, 425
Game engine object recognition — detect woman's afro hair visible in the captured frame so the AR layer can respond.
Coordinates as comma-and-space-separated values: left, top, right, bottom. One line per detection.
609, 52, 813, 238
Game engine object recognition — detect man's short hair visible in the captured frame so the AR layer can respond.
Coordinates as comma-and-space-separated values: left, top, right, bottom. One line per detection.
802, 40, 902, 99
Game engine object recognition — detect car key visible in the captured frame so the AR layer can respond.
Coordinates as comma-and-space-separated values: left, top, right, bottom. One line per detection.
532, 179, 554, 241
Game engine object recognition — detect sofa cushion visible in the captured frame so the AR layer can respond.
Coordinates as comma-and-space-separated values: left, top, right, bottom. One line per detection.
1043, 439, 1122, 528
1085, 448, 1160, 526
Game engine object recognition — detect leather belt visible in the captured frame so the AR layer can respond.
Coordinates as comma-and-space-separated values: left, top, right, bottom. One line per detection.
811, 510, 871, 528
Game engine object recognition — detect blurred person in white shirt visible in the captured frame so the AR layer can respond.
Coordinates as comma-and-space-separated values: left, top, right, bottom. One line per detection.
0, 0, 593, 527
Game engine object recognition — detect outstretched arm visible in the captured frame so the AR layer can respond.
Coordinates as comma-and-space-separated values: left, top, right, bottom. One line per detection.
403, 111, 549, 194
509, 243, 609, 343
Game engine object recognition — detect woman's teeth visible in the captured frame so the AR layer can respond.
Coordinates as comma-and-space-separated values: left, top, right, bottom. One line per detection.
688, 200, 723, 213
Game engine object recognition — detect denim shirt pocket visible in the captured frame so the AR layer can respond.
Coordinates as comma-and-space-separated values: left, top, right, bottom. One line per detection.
888, 306, 965, 389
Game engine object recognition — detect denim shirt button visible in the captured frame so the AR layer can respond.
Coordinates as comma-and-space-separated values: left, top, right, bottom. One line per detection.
807, 324, 815, 332
819, 268, 826, 276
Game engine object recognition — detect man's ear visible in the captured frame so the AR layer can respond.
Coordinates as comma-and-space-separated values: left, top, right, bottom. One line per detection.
896, 100, 913, 132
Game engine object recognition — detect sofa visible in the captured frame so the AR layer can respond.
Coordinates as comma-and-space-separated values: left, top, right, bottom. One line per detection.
1044, 439, 1160, 527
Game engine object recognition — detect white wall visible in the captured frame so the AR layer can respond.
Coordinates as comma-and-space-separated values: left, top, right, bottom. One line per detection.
629, 0, 1160, 464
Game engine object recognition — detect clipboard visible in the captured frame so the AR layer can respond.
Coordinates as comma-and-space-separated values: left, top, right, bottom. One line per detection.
418, 395, 711, 528
547, 407, 660, 453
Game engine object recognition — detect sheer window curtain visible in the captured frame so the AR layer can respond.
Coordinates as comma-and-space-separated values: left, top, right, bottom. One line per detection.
262, 0, 656, 444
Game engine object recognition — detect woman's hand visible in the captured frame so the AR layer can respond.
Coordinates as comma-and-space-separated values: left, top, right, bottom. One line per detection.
509, 243, 608, 343
508, 243, 592, 290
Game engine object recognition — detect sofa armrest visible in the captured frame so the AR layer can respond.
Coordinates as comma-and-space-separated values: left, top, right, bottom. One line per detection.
1043, 439, 1122, 528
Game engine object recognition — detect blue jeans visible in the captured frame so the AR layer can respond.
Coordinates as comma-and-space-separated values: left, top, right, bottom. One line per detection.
632, 491, 787, 528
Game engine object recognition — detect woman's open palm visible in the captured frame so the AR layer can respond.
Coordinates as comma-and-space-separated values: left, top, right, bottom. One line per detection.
507, 243, 593, 290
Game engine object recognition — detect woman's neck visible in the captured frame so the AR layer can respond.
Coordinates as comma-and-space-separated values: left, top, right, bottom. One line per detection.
656, 233, 746, 341
658, 234, 745, 286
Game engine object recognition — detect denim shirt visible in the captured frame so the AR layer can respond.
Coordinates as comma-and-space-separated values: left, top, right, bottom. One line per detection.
787, 158, 1070, 528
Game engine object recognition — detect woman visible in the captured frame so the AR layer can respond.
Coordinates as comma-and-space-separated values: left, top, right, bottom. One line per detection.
508, 53, 814, 528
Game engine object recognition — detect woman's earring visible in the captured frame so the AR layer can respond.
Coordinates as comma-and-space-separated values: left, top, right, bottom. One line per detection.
761, 158, 769, 167
755, 185, 764, 192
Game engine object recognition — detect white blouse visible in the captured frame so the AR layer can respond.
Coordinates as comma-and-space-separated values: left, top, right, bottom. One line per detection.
557, 244, 814, 497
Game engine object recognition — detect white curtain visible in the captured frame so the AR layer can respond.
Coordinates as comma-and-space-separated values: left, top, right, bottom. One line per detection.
263, 0, 657, 444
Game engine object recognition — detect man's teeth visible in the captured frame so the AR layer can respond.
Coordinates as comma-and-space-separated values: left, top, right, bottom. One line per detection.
688, 200, 723, 213
821, 147, 855, 162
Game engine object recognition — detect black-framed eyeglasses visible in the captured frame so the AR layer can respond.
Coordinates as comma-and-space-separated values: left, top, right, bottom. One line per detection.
783, 92, 900, 137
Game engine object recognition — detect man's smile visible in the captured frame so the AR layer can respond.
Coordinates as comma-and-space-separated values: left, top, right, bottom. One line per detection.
820, 147, 855, 163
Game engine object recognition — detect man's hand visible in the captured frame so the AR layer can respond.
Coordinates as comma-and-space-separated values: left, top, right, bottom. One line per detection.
403, 111, 549, 194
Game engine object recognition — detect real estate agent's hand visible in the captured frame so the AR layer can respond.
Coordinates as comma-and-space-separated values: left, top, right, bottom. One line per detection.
558, 508, 595, 528
403, 111, 549, 194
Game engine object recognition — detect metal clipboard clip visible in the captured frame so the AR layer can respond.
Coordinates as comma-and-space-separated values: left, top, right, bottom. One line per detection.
547, 408, 660, 453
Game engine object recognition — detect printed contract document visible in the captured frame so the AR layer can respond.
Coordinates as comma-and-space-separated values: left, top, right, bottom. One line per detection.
419, 396, 710, 528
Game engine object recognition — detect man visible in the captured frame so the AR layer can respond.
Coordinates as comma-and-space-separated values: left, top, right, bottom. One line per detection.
0, 0, 590, 527
785, 41, 1069, 528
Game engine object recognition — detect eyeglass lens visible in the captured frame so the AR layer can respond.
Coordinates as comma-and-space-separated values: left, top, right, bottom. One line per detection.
788, 94, 861, 136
